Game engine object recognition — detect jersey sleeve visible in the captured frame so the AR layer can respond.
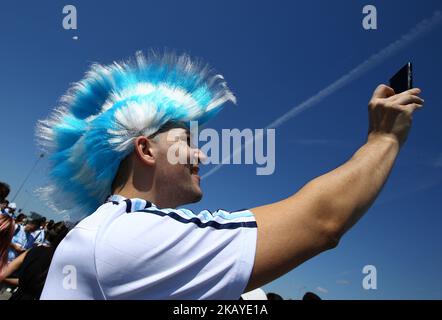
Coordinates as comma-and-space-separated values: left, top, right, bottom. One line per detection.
94, 204, 258, 300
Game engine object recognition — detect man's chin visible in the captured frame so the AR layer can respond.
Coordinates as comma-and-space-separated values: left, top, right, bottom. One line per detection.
185, 184, 203, 204
189, 190, 203, 204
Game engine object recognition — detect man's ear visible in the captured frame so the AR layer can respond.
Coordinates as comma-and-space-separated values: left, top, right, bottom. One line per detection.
134, 136, 156, 166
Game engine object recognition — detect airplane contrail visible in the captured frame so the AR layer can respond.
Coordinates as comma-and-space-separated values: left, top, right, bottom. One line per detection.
201, 10, 442, 180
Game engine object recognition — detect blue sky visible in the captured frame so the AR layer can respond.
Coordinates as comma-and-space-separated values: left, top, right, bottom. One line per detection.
0, 0, 441, 299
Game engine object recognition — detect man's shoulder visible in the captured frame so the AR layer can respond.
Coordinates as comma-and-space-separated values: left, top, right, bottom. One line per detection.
89, 198, 257, 241
111, 202, 257, 232
13, 224, 25, 237
75, 200, 127, 230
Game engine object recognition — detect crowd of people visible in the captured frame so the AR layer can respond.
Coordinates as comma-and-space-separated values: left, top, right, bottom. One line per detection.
0, 181, 69, 300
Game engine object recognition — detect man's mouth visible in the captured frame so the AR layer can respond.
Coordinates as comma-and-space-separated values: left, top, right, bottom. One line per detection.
189, 165, 200, 185
190, 165, 199, 176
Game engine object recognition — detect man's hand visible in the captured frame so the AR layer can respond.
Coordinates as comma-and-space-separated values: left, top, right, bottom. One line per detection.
368, 85, 424, 146
246, 84, 425, 291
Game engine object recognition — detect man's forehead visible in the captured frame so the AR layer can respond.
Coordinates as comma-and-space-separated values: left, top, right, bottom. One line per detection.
164, 127, 190, 139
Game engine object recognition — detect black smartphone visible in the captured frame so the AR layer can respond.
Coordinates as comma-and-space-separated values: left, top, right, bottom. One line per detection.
389, 62, 413, 94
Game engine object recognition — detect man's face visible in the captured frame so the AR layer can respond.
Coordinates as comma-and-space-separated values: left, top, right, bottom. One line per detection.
152, 128, 204, 207
24, 223, 38, 233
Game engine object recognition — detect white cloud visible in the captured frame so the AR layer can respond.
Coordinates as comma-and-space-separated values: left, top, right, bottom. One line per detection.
336, 279, 350, 285
316, 286, 328, 294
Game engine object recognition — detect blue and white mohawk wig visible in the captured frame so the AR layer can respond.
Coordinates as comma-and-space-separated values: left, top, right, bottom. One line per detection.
36, 50, 236, 219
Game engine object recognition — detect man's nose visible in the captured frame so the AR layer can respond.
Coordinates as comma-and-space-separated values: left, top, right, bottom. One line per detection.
192, 149, 207, 164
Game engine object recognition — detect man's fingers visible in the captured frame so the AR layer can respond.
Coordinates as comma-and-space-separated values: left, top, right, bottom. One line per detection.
405, 87, 421, 95
392, 94, 424, 106
372, 84, 395, 99
392, 88, 422, 99
402, 103, 423, 114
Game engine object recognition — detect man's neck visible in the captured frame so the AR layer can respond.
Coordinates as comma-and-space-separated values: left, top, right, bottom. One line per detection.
112, 188, 154, 203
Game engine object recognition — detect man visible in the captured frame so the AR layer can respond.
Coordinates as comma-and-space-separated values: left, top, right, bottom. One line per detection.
0, 182, 10, 203
1, 202, 16, 218
39, 51, 424, 299
6, 202, 16, 218
8, 219, 39, 263
0, 200, 9, 215
14, 213, 27, 225
32, 217, 47, 246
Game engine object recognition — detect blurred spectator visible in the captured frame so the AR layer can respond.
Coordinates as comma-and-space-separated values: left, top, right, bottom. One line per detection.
7, 219, 40, 263
0, 221, 70, 300
302, 292, 322, 300
29, 211, 43, 221
45, 220, 54, 231
0, 214, 15, 271
7, 202, 17, 218
15, 213, 27, 225
0, 182, 10, 202
267, 292, 284, 300
1, 200, 9, 215
32, 218, 47, 246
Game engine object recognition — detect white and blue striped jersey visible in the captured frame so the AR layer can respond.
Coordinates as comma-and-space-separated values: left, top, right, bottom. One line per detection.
41, 195, 257, 300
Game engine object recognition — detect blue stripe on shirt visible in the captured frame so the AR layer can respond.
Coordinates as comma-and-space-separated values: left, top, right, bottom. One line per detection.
135, 208, 257, 230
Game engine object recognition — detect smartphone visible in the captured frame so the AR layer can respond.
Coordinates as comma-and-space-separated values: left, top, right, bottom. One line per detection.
389, 62, 413, 94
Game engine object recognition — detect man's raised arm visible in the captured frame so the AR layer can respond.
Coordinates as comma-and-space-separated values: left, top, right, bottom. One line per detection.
246, 85, 424, 291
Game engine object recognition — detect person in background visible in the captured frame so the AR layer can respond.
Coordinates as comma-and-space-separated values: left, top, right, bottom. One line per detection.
15, 213, 27, 225
0, 182, 10, 203
0, 221, 70, 300
0, 214, 15, 271
6, 203, 17, 219
0, 183, 14, 294
1, 200, 9, 215
302, 292, 322, 300
7, 219, 39, 263
45, 220, 54, 231
32, 218, 47, 246
267, 292, 284, 300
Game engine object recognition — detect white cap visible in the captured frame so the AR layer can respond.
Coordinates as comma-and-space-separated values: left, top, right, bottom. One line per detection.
240, 288, 268, 300
8, 202, 16, 209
